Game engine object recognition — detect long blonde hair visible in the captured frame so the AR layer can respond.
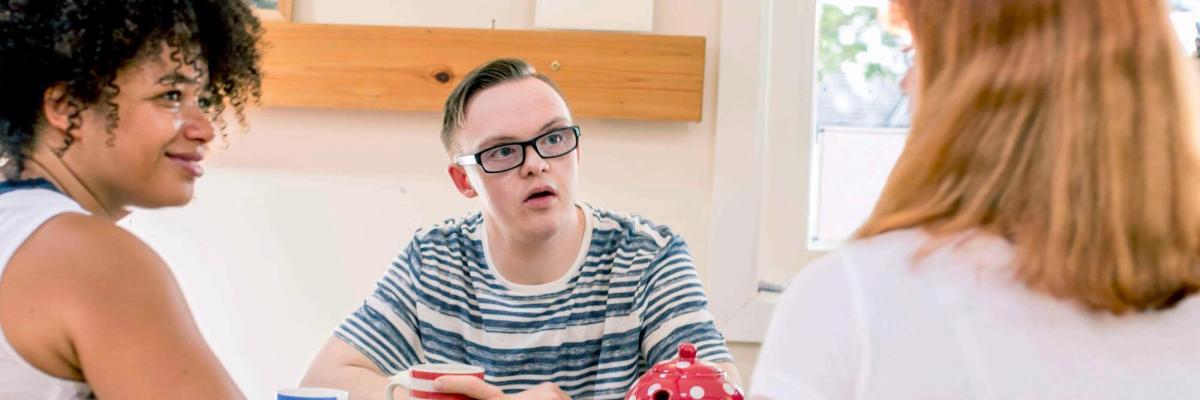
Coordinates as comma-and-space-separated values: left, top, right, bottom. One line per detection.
858, 0, 1200, 313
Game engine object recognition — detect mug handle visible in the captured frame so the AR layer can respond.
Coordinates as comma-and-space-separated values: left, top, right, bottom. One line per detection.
385, 370, 411, 400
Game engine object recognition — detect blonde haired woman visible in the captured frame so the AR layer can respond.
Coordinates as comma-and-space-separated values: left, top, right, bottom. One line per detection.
751, 0, 1200, 398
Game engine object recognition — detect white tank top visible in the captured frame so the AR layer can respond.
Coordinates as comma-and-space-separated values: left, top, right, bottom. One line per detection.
0, 179, 93, 399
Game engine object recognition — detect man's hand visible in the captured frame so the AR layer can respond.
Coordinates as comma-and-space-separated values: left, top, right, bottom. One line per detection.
434, 376, 571, 400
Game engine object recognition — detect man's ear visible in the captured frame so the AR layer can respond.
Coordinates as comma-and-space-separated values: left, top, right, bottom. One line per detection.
41, 84, 80, 135
448, 164, 478, 198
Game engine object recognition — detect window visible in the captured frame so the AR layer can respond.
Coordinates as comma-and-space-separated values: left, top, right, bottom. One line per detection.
808, 0, 1199, 251
1170, 0, 1200, 57
808, 1, 911, 250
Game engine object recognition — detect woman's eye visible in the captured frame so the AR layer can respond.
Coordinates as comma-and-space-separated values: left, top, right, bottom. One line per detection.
198, 96, 214, 110
161, 90, 183, 103
546, 133, 564, 144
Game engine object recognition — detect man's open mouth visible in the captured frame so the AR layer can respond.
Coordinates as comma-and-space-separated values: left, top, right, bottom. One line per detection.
526, 190, 556, 201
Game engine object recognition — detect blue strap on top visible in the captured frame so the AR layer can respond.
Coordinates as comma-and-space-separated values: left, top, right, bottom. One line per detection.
0, 178, 60, 197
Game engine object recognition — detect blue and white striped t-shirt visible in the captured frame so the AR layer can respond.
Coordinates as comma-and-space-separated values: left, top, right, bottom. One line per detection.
336, 204, 733, 399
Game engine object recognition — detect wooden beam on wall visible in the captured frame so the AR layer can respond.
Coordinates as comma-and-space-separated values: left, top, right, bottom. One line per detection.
258, 22, 707, 121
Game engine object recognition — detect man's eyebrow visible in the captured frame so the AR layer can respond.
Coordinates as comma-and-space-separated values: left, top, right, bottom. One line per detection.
537, 117, 568, 133
477, 135, 522, 149
475, 117, 570, 150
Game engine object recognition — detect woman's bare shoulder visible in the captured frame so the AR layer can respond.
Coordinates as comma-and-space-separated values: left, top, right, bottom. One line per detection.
12, 212, 176, 314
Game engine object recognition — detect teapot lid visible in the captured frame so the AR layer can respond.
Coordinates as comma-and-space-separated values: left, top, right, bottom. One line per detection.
646, 343, 723, 379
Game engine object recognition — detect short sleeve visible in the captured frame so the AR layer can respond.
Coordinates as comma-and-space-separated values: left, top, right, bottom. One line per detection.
334, 239, 427, 375
638, 236, 734, 365
751, 252, 865, 400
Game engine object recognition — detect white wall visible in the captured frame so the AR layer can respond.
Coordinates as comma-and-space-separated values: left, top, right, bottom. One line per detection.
119, 0, 771, 397
122, 169, 424, 397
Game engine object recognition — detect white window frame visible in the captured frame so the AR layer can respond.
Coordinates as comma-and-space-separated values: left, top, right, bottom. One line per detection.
708, 0, 823, 343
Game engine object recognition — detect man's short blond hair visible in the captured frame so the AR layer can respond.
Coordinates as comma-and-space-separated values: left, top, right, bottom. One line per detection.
440, 58, 567, 153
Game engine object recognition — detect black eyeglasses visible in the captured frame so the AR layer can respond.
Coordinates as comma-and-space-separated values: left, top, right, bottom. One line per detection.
455, 126, 581, 173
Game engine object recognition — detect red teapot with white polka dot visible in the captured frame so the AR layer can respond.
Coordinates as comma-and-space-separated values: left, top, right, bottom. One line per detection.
626, 343, 745, 400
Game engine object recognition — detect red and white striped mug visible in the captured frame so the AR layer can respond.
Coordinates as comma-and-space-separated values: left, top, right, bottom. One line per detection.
386, 363, 486, 400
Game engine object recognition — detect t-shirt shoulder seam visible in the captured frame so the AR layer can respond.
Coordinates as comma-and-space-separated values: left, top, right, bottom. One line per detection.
591, 205, 675, 246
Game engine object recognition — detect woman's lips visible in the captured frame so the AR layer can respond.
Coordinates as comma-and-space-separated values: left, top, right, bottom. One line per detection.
167, 153, 204, 177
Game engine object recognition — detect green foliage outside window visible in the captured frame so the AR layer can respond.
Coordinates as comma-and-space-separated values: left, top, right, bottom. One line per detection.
817, 4, 909, 81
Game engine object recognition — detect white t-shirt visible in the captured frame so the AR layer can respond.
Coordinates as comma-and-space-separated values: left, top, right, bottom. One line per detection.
751, 229, 1200, 400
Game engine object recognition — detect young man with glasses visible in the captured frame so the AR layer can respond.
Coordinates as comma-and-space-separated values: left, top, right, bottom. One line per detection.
302, 59, 739, 400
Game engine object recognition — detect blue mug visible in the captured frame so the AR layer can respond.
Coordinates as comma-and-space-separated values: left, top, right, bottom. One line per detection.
277, 388, 349, 400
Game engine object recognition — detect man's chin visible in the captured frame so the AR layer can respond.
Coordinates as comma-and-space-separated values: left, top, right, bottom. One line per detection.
511, 208, 575, 235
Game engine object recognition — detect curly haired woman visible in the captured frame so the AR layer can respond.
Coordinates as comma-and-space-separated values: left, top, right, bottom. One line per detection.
0, 0, 262, 398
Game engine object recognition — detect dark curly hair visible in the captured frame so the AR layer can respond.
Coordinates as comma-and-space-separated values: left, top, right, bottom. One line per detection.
0, 0, 263, 179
